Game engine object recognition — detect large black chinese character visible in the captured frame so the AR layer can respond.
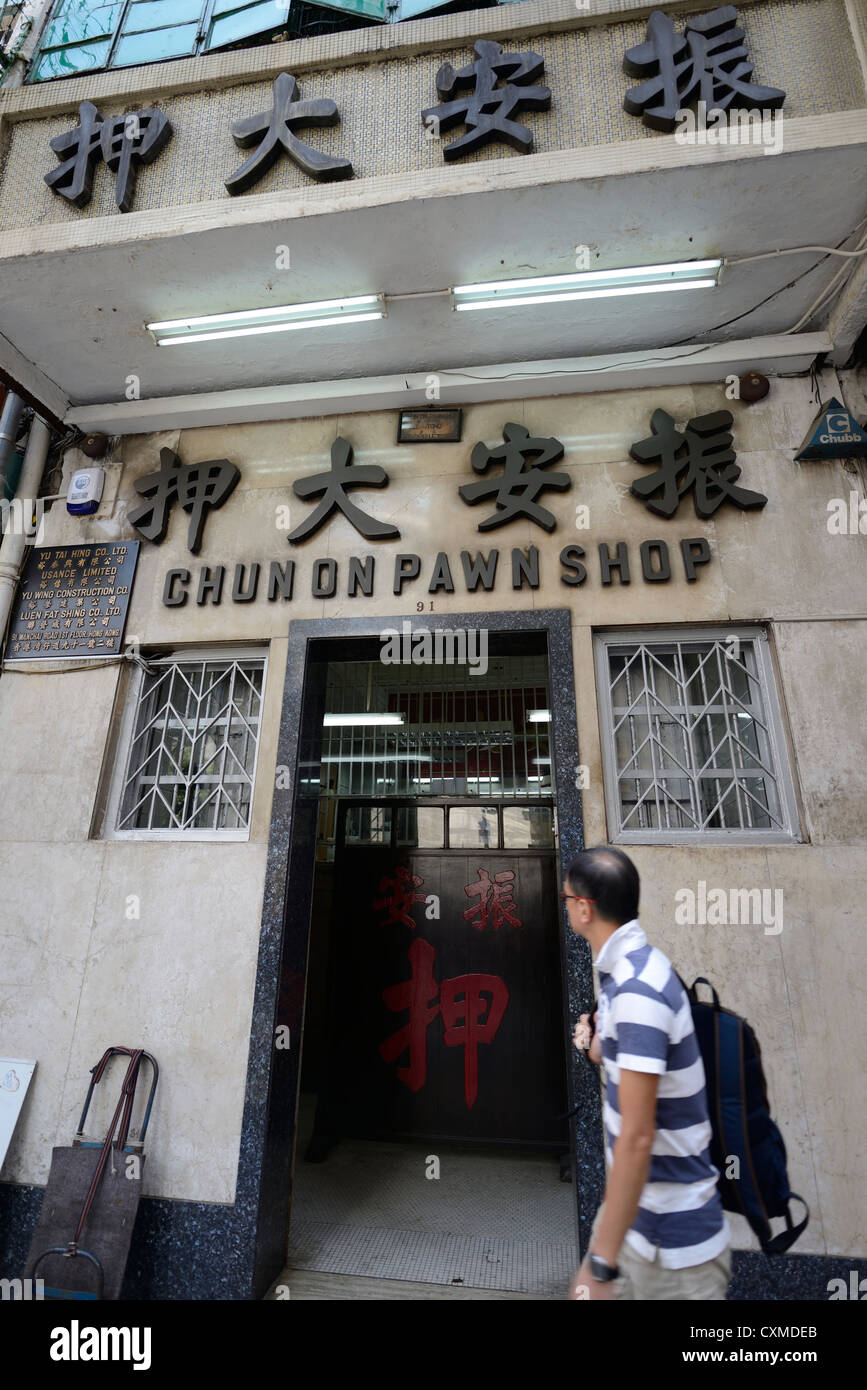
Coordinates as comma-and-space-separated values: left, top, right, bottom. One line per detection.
623, 6, 785, 132
422, 40, 550, 160
226, 73, 353, 194
129, 449, 241, 554
288, 437, 399, 543
459, 422, 569, 532
45, 102, 172, 212
629, 409, 767, 519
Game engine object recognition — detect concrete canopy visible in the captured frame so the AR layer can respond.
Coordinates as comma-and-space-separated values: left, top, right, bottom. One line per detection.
1, 111, 866, 426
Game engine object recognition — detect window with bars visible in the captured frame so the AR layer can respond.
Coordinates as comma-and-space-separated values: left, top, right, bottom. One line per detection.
298, 642, 554, 861
304, 652, 553, 797
108, 650, 267, 838
594, 628, 800, 844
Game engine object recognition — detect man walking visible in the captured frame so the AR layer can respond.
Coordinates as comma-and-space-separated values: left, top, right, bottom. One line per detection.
564, 846, 731, 1300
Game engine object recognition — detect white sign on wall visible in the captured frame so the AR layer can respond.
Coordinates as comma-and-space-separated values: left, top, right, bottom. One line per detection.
0, 1058, 37, 1173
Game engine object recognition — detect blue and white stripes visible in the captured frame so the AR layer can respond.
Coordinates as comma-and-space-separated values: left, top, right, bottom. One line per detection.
595, 918, 729, 1269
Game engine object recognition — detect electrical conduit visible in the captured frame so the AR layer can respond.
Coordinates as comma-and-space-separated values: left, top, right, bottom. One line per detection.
0, 414, 51, 655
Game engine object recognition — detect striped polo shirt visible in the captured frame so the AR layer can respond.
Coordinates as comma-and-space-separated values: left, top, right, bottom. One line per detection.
594, 918, 729, 1269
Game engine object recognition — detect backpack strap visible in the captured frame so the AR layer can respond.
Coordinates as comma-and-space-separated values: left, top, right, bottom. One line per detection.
689, 976, 721, 1010
674, 971, 721, 1010
762, 1196, 810, 1256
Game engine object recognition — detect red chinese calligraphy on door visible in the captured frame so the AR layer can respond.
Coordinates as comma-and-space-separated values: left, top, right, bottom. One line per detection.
317, 803, 567, 1146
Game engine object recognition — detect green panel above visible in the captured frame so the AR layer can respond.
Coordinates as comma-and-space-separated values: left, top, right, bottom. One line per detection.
307, 0, 387, 22
113, 21, 200, 65
31, 38, 112, 79
397, 0, 448, 17
123, 0, 205, 31
206, 1, 289, 51
40, 3, 123, 49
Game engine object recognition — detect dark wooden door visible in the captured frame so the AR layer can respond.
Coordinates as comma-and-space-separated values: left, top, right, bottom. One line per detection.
315, 800, 567, 1147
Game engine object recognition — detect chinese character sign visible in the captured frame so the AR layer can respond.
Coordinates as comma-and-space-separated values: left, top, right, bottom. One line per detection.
127, 413, 769, 560
623, 6, 786, 132
440, 970, 510, 1111
459, 423, 570, 532
463, 868, 522, 931
422, 39, 551, 159
629, 408, 768, 519
374, 862, 520, 1107
40, 14, 790, 212
288, 436, 400, 543
380, 938, 510, 1108
128, 448, 241, 554
379, 938, 442, 1093
45, 102, 173, 212
226, 73, 354, 195
327, 850, 563, 1143
374, 866, 427, 929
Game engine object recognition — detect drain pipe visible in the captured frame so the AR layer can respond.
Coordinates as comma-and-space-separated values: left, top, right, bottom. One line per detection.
0, 414, 51, 657
0, 390, 26, 510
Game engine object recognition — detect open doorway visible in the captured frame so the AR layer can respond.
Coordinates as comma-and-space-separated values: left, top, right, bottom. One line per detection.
284, 630, 579, 1295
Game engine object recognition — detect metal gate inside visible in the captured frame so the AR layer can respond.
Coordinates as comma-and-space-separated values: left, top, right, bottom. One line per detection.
286, 632, 577, 1295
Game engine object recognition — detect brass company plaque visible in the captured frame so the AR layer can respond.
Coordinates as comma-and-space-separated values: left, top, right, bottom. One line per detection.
8, 542, 139, 659
397, 408, 463, 443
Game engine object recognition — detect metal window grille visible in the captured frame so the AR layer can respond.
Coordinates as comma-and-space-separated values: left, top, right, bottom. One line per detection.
116, 654, 265, 835
0, 2, 25, 68
0, 2, 24, 38
307, 653, 552, 799
595, 629, 800, 843
301, 650, 553, 860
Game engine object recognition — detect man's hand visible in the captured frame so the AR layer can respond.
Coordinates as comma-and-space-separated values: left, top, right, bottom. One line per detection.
570, 1259, 616, 1301
573, 1011, 602, 1064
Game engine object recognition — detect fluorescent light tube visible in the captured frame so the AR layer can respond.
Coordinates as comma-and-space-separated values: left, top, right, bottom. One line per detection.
148, 295, 385, 345
528, 709, 551, 723
323, 754, 432, 764
452, 261, 721, 312
323, 713, 404, 727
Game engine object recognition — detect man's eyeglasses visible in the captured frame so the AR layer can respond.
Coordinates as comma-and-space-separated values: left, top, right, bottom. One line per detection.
561, 893, 595, 903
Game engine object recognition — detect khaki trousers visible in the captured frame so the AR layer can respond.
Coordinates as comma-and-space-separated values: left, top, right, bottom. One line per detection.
587, 1204, 731, 1301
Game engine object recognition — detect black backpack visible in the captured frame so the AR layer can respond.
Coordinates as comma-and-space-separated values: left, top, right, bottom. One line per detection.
680, 975, 809, 1255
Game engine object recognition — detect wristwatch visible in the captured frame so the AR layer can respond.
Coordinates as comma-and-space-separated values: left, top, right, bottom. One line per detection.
589, 1252, 620, 1283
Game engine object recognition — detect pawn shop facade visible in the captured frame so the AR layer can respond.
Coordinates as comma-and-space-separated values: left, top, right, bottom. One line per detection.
0, 0, 866, 1300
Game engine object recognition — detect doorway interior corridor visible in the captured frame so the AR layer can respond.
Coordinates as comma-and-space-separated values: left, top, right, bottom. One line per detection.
285, 632, 578, 1296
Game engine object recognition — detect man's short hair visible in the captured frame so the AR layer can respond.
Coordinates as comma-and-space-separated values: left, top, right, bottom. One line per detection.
566, 846, 640, 925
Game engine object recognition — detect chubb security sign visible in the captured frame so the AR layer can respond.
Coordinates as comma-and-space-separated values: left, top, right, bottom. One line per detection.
794, 398, 867, 461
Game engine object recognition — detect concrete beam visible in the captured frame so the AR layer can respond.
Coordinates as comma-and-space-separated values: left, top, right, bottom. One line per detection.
826, 253, 867, 365
65, 332, 830, 434
0, 329, 69, 428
